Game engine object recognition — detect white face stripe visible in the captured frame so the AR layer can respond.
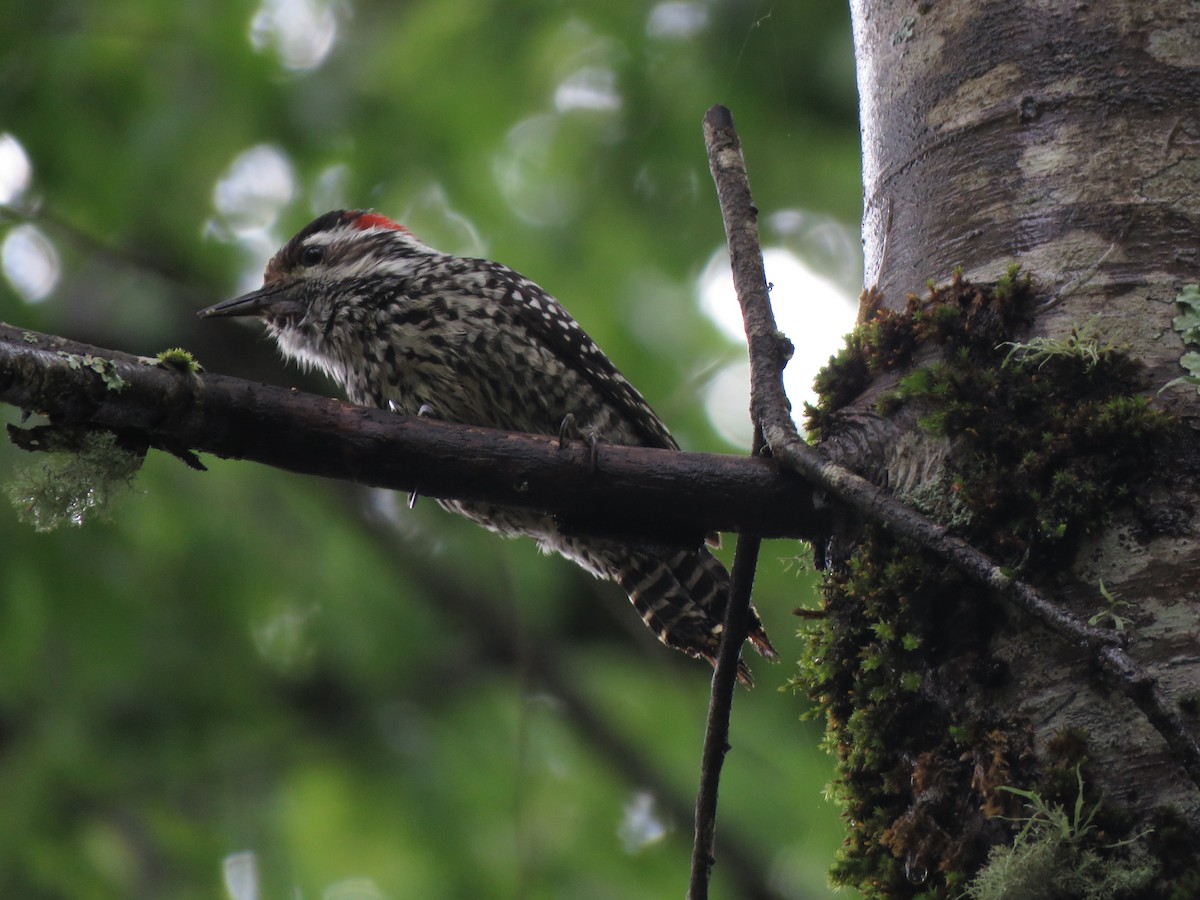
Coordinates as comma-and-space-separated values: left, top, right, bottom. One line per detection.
290, 220, 435, 282
300, 219, 426, 250
323, 252, 422, 282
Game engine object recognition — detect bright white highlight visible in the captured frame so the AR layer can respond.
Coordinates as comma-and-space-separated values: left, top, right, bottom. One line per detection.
249, 0, 338, 71
221, 851, 259, 900
0, 133, 32, 206
700, 246, 858, 447
554, 66, 622, 113
618, 790, 669, 852
212, 144, 296, 236
2, 224, 60, 303
646, 2, 709, 40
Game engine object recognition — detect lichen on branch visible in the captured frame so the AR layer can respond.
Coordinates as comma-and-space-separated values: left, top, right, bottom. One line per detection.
6, 428, 144, 532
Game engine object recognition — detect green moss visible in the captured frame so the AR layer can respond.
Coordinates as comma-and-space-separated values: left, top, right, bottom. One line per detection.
799, 529, 1019, 896
795, 272, 1176, 898
154, 347, 203, 373
992, 262, 1026, 302
965, 830, 1156, 900
964, 767, 1156, 900
879, 329, 1167, 568
805, 270, 1034, 439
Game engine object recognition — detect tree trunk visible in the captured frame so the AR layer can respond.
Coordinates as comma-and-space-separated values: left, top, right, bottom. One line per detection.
807, 2, 1200, 895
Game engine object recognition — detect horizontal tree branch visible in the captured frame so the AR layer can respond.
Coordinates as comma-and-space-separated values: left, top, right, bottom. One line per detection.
0, 323, 828, 545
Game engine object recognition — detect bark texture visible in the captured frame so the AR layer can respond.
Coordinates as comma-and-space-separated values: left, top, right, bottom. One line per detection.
820, 0, 1200, 894
0, 324, 826, 544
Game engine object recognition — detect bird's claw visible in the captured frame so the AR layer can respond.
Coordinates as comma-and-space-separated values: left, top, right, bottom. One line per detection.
407, 403, 437, 507
557, 413, 578, 449
586, 432, 600, 473
557, 413, 601, 473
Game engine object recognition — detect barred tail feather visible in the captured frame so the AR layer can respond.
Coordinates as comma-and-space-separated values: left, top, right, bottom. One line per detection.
685, 547, 778, 662
615, 547, 776, 686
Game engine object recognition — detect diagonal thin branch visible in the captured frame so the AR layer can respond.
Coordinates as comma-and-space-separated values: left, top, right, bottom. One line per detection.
701, 104, 1200, 791
687, 103, 787, 898
688, 425, 766, 900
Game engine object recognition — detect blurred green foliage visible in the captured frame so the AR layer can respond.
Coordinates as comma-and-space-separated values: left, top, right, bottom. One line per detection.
0, 1, 862, 897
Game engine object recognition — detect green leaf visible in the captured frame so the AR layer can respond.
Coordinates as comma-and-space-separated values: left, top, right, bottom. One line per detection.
1173, 284, 1200, 345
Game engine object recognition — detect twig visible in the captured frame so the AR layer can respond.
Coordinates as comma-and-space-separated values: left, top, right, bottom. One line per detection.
688, 428, 765, 900
702, 106, 795, 425
688, 105, 782, 898
0, 324, 827, 545
700, 104, 1200, 789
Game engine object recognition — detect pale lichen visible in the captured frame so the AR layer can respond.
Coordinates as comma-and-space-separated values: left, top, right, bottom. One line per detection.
56, 351, 127, 391
6, 430, 143, 531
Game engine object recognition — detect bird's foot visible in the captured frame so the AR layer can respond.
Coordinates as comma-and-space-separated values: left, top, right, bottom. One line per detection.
408, 402, 438, 508
557, 413, 601, 473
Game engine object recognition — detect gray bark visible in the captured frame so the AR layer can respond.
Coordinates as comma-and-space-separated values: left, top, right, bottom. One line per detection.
838, 0, 1200, 880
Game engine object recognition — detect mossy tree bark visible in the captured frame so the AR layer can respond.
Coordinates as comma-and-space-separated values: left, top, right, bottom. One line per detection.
808, 2, 1200, 896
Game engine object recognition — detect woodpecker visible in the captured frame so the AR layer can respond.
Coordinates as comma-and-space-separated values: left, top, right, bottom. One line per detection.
199, 209, 775, 681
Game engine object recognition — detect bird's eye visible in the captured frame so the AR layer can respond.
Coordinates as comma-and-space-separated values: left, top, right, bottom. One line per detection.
301, 245, 326, 266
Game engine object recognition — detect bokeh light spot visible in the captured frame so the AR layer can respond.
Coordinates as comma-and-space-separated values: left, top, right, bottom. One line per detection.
493, 115, 577, 227
554, 66, 622, 113
702, 360, 753, 449
0, 133, 32, 207
212, 144, 296, 236
646, 2, 710, 40
618, 790, 669, 852
2, 224, 60, 303
249, 0, 338, 71
222, 851, 259, 900
699, 244, 858, 446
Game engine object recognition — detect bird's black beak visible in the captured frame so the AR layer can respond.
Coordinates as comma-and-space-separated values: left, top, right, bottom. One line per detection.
197, 284, 299, 319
